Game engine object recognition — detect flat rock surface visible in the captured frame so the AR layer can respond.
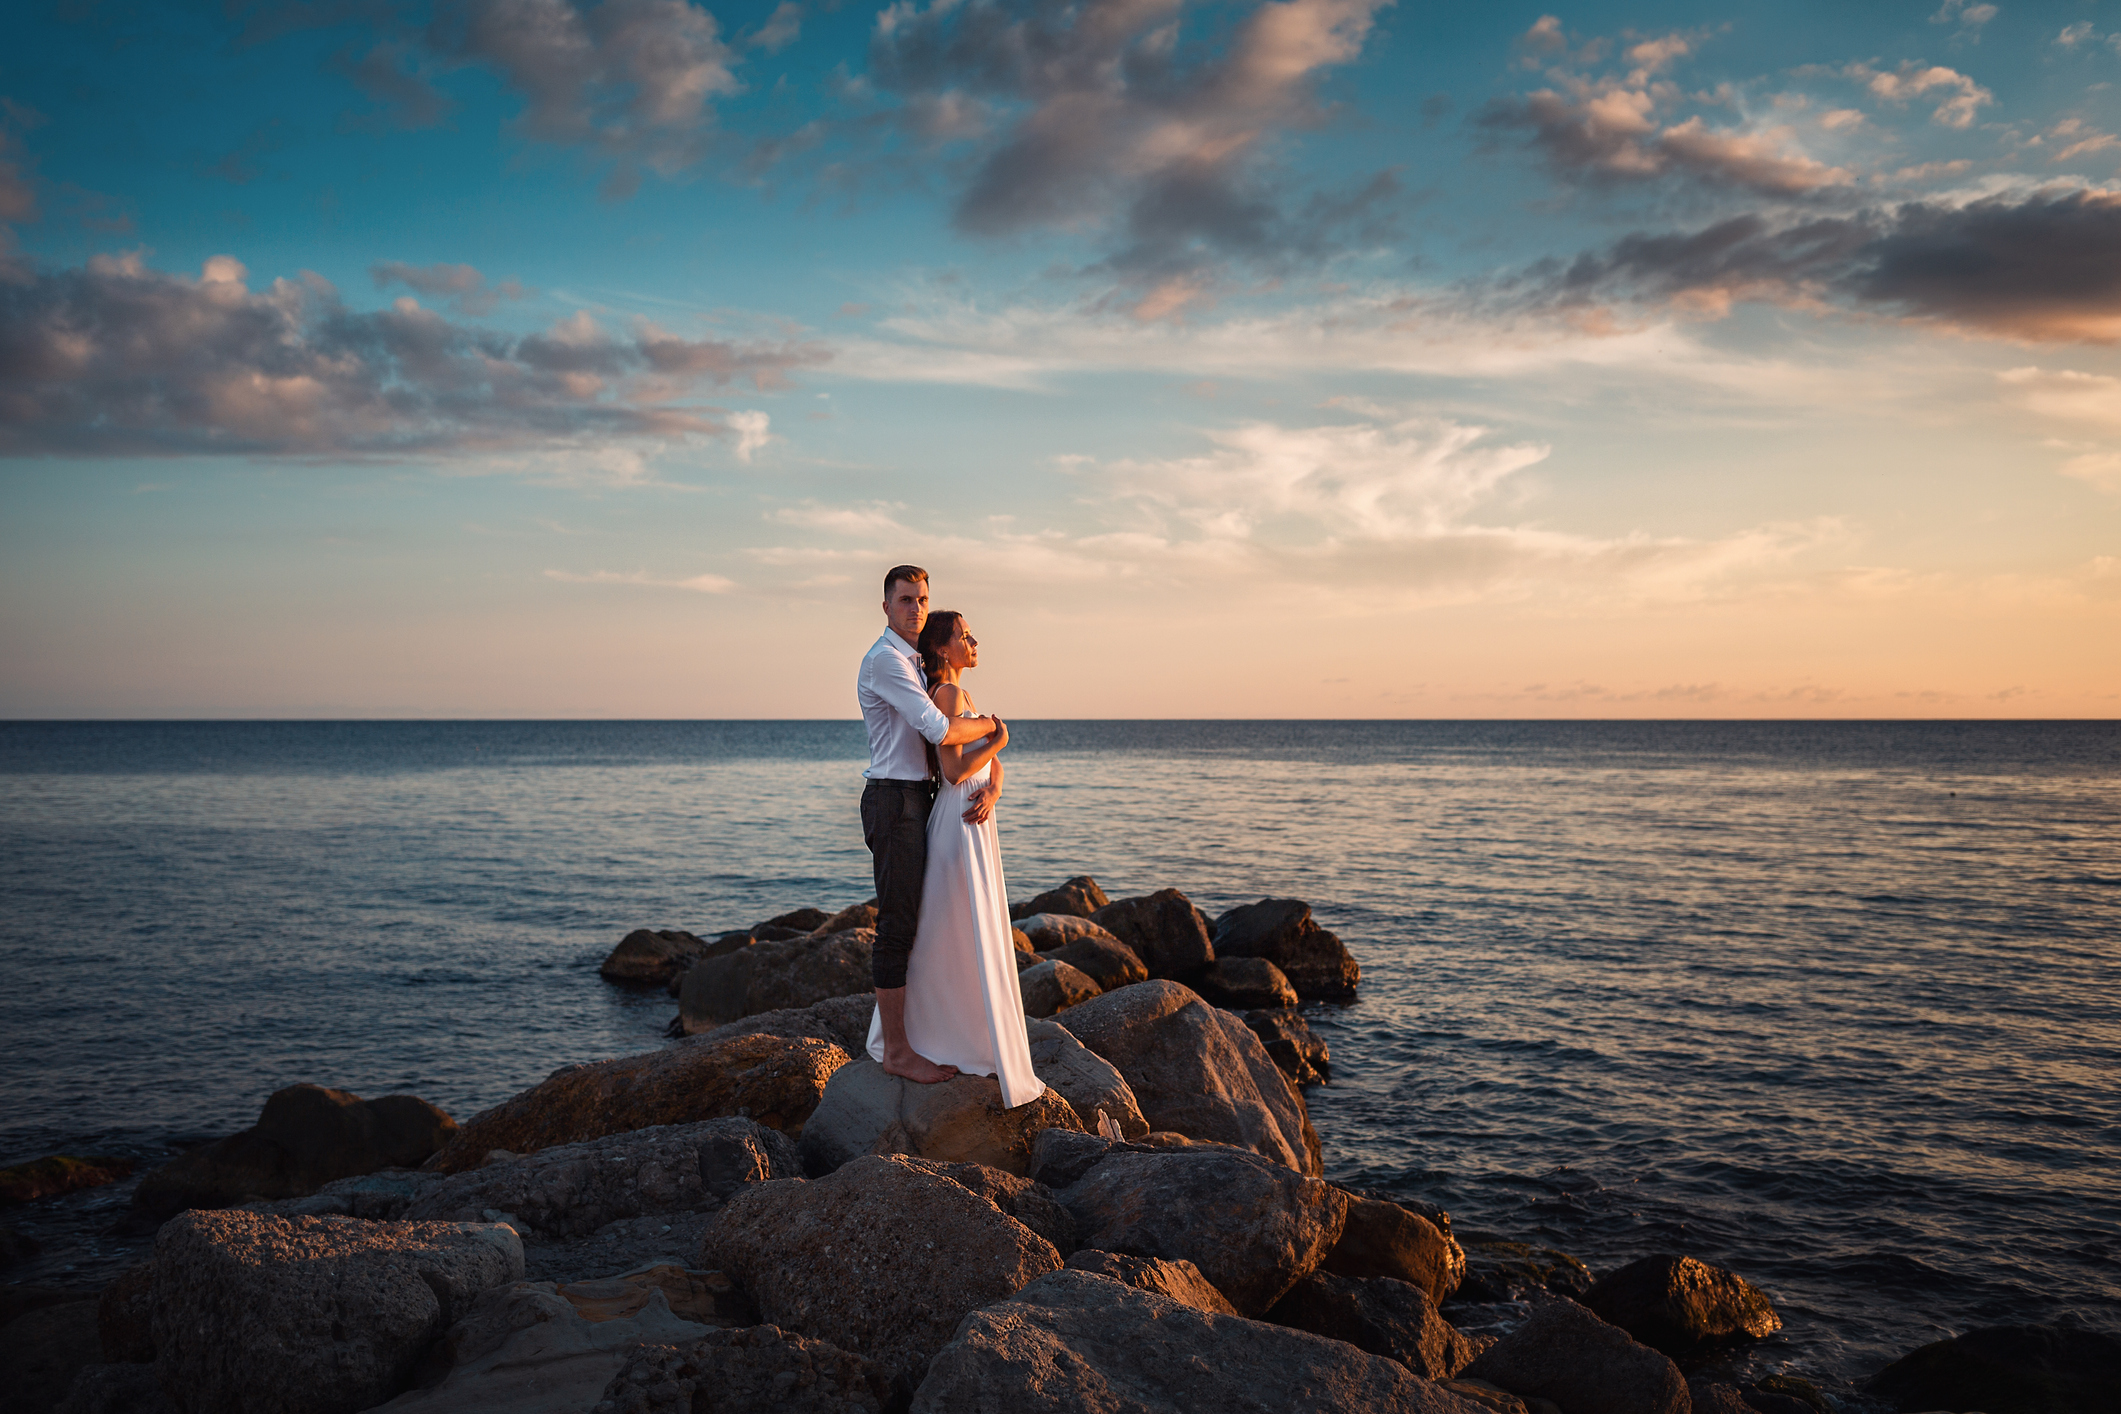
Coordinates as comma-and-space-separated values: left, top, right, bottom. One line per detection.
798, 1057, 1083, 1176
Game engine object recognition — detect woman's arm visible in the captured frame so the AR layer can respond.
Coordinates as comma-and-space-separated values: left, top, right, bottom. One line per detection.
963, 756, 1003, 824
933, 685, 1008, 784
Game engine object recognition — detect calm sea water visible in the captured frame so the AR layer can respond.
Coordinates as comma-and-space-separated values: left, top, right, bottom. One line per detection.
2, 720, 2116, 1394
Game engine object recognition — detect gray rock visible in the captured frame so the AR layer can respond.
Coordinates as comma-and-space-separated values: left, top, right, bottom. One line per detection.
797, 1056, 1084, 1176
702, 1154, 1063, 1384
1059, 1144, 1347, 1316
1324, 1192, 1467, 1303
912, 1269, 1489, 1413
1055, 980, 1321, 1174
1686, 1377, 1759, 1414
97, 1261, 156, 1365
896, 1159, 1079, 1255
52, 1363, 176, 1414
2, 1298, 102, 1414
246, 1168, 452, 1222
1009, 876, 1110, 921
1062, 1249, 1238, 1314
1455, 1238, 1595, 1301
1027, 1128, 1123, 1189
592, 1327, 891, 1414
1865, 1322, 2121, 1414
1462, 1291, 1688, 1414
149, 1209, 523, 1414
1017, 958, 1102, 1018
1583, 1253, 1781, 1355
1245, 1006, 1331, 1085
1212, 898, 1361, 1000
678, 929, 875, 1033
598, 929, 710, 986
1015, 911, 1125, 952
686, 993, 876, 1053
1090, 889, 1215, 980
1195, 957, 1299, 1010
1024, 1017, 1149, 1139
1268, 1271, 1475, 1379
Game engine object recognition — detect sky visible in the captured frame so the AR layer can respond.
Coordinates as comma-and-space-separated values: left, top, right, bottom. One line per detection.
2, 0, 2119, 717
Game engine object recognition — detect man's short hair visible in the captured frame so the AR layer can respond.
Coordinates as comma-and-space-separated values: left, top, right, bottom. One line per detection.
883, 564, 929, 598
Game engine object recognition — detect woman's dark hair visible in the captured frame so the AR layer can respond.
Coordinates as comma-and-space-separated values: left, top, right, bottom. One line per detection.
916, 611, 964, 781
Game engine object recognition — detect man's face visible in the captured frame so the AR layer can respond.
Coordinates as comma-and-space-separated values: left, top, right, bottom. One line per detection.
883, 576, 929, 642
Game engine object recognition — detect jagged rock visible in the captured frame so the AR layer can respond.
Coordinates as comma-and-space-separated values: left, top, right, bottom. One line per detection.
677, 930, 875, 1033
1, 1297, 102, 1414
1062, 1249, 1238, 1315
1245, 1007, 1331, 1085
149, 1209, 524, 1414
688, 993, 876, 1053
1018, 958, 1101, 1018
897, 1159, 1078, 1255
1009, 876, 1110, 921
1456, 1237, 1595, 1301
98, 1261, 156, 1363
1323, 1192, 1466, 1303
797, 1056, 1083, 1176
1212, 898, 1361, 999
132, 1087, 456, 1220
1090, 889, 1215, 980
52, 1361, 179, 1414
1024, 1018, 1149, 1139
702, 1154, 1062, 1385
1267, 1270, 1475, 1379
425, 1034, 849, 1173
592, 1327, 891, 1414
401, 1119, 797, 1237
808, 900, 879, 936
1195, 957, 1299, 1010
1058, 1144, 1346, 1316
1584, 1253, 1781, 1355
1034, 935, 1147, 993
911, 1269, 1487, 1413
1462, 1291, 1688, 1414
1865, 1322, 2121, 1414
598, 929, 710, 986
0, 1155, 135, 1205
1055, 980, 1321, 1174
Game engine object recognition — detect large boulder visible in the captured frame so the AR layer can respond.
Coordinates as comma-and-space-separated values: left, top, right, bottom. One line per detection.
1455, 1237, 1594, 1301
1462, 1292, 1688, 1414
53, 1362, 179, 1414
1062, 1249, 1238, 1315
1057, 1144, 1346, 1316
597, 928, 710, 986
1015, 911, 1123, 952
401, 1118, 797, 1237
425, 1034, 849, 1173
592, 1328, 892, 1414
898, 1159, 1079, 1255
678, 930, 875, 1033
1583, 1253, 1781, 1356
1024, 1018, 1149, 1139
133, 1086, 457, 1220
149, 1209, 524, 1414
688, 993, 875, 1053
1865, 1323, 2121, 1414
1, 1297, 102, 1414
807, 900, 879, 936
1018, 959, 1101, 1018
1034, 936, 1147, 992
1055, 980, 1321, 1174
912, 1269, 1487, 1413
1010, 876, 1110, 921
99, 1260, 156, 1363
1323, 1192, 1466, 1303
1090, 889, 1215, 980
1267, 1271, 1475, 1379
703, 1154, 1063, 1385
1194, 957, 1299, 1010
1245, 1007, 1331, 1085
0, 1154, 135, 1204
797, 1057, 1083, 1176
1213, 898, 1361, 999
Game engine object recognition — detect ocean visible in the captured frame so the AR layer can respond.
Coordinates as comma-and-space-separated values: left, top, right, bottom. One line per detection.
1, 720, 2116, 1395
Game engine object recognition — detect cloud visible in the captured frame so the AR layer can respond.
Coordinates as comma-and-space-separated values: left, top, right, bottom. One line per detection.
0, 251, 829, 457
330, 40, 456, 129
1998, 367, 2121, 430
1850, 61, 1992, 128
370, 260, 532, 314
745, 1, 801, 52
544, 567, 737, 589
1930, 0, 1997, 39
2059, 451, 2121, 493
728, 408, 772, 460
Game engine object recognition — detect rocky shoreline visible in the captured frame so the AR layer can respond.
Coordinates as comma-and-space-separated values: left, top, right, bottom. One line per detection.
2, 875, 2114, 1414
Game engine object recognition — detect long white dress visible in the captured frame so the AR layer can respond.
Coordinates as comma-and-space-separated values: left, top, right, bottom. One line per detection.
866, 720, 1045, 1108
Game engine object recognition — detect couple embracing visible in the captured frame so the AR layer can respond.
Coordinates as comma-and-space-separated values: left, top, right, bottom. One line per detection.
855, 564, 1044, 1107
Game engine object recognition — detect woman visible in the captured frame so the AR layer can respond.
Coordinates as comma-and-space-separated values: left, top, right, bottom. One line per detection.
864, 611, 1044, 1107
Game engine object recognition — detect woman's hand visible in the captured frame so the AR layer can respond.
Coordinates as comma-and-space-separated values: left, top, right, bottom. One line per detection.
963, 756, 1004, 824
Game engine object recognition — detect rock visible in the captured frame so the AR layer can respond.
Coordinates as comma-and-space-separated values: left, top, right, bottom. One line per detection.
1245, 1006, 1331, 1085
1323, 1192, 1466, 1303
592, 1327, 891, 1414
1267, 1270, 1475, 1379
1455, 1238, 1595, 1301
1687, 1378, 1762, 1414
553, 1264, 752, 1327
1, 1297, 102, 1414
761, 907, 832, 932
0, 1155, 136, 1205
703, 1153, 1062, 1384
688, 993, 876, 1053
597, 929, 710, 986
1212, 897, 1361, 999
1752, 1373, 1834, 1413
1058, 1144, 1346, 1316
677, 929, 875, 1033
1024, 1018, 1149, 1139
797, 1056, 1083, 1176
1015, 911, 1122, 950
1, 1224, 41, 1267
0, 1283, 93, 1328
1009, 876, 1109, 921
402, 1118, 797, 1237
1034, 935, 1149, 992
1018, 958, 1102, 1018
1438, 1380, 1551, 1414
808, 900, 879, 936
1056, 980, 1321, 1174
245, 1167, 452, 1221
911, 1268, 1488, 1413
1090, 889, 1215, 980
1027, 1128, 1124, 1189
1062, 1249, 1238, 1314
52, 1362, 178, 1414
425, 1034, 849, 1172
133, 1087, 457, 1221
1583, 1253, 1781, 1355
149, 1209, 524, 1414
1194, 956, 1299, 1009
897, 1159, 1079, 1255
1865, 1322, 2121, 1414
98, 1261, 156, 1363
1462, 1291, 1688, 1414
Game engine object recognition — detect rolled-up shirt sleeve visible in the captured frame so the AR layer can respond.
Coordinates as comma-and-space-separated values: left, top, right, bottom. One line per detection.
872, 648, 952, 744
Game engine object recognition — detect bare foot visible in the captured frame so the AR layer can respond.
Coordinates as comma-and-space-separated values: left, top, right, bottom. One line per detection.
880, 1046, 958, 1083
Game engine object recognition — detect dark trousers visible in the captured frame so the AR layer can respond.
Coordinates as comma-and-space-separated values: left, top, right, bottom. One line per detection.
862, 778, 935, 989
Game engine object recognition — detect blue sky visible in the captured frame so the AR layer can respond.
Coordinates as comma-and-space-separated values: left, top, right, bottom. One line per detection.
2, 0, 2118, 715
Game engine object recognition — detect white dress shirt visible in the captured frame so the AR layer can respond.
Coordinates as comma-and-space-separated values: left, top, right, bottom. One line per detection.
858, 629, 951, 780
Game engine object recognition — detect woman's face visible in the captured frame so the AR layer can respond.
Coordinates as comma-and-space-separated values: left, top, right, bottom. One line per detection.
945, 620, 979, 670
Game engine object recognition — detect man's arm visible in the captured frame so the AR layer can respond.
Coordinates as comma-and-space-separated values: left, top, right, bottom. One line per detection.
870, 648, 993, 747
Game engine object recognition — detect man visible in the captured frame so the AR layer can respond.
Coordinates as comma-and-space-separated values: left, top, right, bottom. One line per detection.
858, 564, 1002, 1082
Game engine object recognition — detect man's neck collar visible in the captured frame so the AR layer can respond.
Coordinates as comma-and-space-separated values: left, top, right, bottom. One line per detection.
887, 626, 918, 651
